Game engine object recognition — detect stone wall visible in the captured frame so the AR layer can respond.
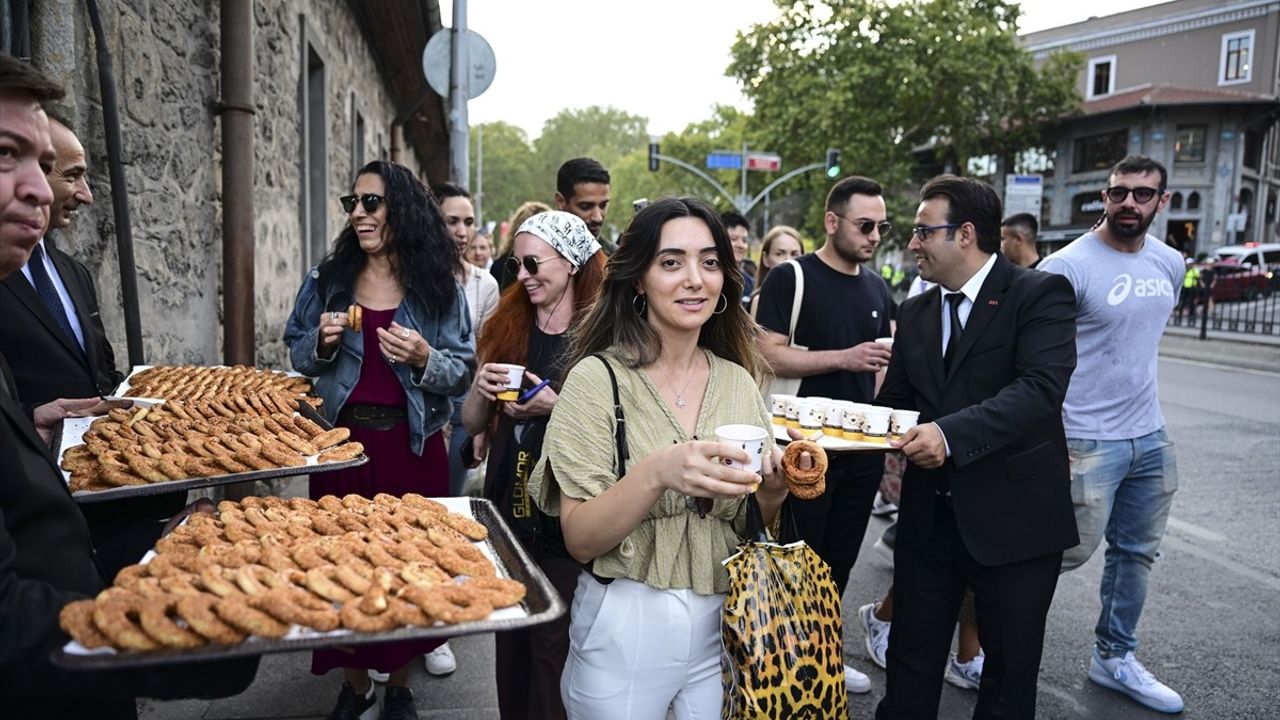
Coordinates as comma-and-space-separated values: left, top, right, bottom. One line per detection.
30, 0, 421, 375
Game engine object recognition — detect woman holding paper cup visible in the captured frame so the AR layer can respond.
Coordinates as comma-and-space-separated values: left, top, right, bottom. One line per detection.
529, 197, 791, 719
284, 160, 474, 716
460, 210, 606, 720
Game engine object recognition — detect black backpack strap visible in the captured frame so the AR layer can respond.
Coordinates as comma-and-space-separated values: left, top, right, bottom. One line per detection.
592, 353, 629, 476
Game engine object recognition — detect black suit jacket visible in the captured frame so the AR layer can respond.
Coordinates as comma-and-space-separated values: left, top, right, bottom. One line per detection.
0, 237, 124, 408
875, 255, 1080, 566
0, 353, 106, 697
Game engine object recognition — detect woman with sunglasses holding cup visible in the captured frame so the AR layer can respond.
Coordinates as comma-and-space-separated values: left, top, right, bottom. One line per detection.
283, 160, 475, 718
460, 210, 606, 720
528, 198, 790, 719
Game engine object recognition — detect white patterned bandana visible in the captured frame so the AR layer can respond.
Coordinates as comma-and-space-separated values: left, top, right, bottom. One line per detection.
516, 211, 601, 269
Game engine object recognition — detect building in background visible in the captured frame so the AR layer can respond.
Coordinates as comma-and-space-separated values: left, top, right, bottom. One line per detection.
26, 0, 448, 369
1022, 0, 1280, 256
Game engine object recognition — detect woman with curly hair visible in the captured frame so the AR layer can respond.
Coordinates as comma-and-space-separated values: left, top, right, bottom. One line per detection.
529, 197, 789, 719
284, 159, 475, 719
461, 211, 605, 720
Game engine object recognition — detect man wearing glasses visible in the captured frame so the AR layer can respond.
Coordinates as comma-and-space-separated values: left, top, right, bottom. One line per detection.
1038, 155, 1185, 714
873, 175, 1078, 719
755, 175, 895, 695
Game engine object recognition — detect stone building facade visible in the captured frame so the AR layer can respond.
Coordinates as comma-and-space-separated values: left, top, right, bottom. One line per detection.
28, 0, 446, 373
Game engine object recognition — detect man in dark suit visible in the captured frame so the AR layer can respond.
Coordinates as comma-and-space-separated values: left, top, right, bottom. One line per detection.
0, 116, 186, 578
0, 54, 256, 718
873, 175, 1079, 720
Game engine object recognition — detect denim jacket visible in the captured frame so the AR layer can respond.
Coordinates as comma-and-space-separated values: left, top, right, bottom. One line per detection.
283, 266, 476, 456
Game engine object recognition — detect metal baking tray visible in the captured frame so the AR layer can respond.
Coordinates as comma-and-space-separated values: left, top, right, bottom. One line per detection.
51, 497, 566, 669
56, 402, 368, 504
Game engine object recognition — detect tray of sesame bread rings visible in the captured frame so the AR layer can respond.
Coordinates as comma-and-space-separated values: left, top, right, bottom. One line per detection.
54, 365, 369, 503
53, 495, 566, 669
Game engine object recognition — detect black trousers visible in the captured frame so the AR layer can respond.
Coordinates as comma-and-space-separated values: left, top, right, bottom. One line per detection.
876, 495, 1062, 720
788, 452, 883, 596
495, 545, 579, 720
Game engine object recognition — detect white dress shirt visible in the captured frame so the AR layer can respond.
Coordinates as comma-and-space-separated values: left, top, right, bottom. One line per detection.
936, 252, 998, 460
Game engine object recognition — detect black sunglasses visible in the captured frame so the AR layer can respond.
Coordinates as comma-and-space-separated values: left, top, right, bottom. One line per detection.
1104, 186, 1159, 204
836, 215, 893, 237
339, 193, 385, 214
506, 254, 565, 276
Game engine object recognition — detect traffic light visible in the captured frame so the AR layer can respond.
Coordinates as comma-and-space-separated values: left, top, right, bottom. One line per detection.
825, 148, 841, 178
648, 142, 660, 172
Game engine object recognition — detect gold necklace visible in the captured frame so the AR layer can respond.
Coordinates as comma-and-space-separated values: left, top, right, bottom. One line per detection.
653, 353, 700, 409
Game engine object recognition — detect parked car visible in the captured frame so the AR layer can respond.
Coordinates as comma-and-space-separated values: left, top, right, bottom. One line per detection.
1212, 243, 1280, 290
1208, 261, 1271, 302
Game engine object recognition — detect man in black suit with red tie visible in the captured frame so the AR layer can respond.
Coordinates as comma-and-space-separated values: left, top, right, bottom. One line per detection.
873, 175, 1079, 720
0, 115, 186, 578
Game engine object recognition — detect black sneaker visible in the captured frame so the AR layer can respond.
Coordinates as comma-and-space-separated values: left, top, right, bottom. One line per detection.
381, 685, 419, 720
328, 681, 378, 720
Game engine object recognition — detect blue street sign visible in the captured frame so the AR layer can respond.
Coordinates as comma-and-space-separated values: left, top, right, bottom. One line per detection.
707, 152, 742, 170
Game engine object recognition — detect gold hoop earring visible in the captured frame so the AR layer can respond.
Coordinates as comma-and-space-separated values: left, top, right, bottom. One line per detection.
632, 295, 647, 316
713, 294, 729, 315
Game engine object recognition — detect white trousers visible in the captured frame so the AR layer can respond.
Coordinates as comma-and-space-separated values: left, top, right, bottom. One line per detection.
561, 574, 725, 720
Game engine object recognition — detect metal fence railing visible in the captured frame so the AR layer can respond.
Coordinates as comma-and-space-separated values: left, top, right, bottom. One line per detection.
1166, 288, 1280, 338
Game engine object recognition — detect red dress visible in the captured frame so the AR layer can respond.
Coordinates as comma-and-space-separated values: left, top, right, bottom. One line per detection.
311, 306, 448, 675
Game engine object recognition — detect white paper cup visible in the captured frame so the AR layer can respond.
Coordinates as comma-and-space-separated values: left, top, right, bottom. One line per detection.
822, 400, 845, 433
496, 364, 525, 401
797, 400, 824, 431
890, 409, 920, 438
785, 397, 801, 428
769, 394, 794, 426
875, 337, 894, 348
863, 407, 892, 442
716, 424, 769, 474
842, 404, 866, 440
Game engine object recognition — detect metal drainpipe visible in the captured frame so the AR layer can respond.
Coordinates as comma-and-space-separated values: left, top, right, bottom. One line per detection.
220, 0, 254, 366
85, 0, 144, 365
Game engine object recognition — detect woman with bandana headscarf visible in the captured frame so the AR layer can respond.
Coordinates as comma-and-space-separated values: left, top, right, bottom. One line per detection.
460, 210, 606, 720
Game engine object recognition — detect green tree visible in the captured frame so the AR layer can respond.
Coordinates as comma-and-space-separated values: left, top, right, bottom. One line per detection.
469, 121, 540, 228
729, 0, 1081, 246
533, 106, 651, 189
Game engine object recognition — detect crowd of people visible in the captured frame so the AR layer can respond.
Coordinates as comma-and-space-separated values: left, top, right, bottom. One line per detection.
1, 53, 1190, 720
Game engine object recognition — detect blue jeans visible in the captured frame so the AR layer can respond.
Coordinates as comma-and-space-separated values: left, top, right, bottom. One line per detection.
1060, 427, 1178, 656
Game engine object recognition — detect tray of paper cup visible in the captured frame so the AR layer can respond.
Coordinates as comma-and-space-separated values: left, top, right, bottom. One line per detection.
55, 364, 368, 502
767, 395, 917, 453
52, 496, 566, 669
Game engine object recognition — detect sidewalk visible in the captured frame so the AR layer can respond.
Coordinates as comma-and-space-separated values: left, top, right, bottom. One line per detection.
1160, 326, 1280, 373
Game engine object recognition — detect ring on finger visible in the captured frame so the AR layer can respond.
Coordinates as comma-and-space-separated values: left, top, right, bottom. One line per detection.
400, 330, 409, 339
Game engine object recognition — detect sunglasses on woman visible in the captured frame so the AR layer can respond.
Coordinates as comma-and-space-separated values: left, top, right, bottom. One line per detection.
506, 254, 566, 276
1104, 186, 1159, 204
339, 193, 385, 214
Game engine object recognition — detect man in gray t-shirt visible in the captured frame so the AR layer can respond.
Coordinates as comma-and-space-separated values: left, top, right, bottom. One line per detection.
1039, 155, 1185, 714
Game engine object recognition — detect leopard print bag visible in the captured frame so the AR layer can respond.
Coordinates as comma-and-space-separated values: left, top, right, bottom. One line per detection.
721, 498, 848, 719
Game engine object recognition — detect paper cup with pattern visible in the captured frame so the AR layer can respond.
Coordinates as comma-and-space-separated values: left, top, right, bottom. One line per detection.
890, 409, 920, 440
496, 364, 525, 401
716, 424, 769, 475
769, 394, 794, 427
862, 406, 893, 443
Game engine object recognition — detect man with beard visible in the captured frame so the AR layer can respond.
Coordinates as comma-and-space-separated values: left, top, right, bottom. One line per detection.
1039, 155, 1185, 714
874, 175, 1077, 719
755, 175, 895, 695
554, 157, 612, 251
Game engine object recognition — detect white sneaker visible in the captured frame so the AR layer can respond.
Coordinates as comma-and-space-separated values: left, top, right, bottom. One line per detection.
858, 602, 891, 669
871, 492, 898, 517
424, 642, 457, 676
1088, 648, 1184, 713
843, 664, 871, 694
943, 651, 984, 691
367, 669, 390, 683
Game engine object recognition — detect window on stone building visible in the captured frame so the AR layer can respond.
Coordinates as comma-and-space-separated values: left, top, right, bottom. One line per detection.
303, 39, 328, 267
1187, 192, 1201, 211
1220, 30, 1254, 85
1170, 192, 1183, 211
1087, 56, 1116, 98
351, 93, 365, 181
1174, 125, 1206, 163
1072, 130, 1127, 173
1243, 130, 1262, 170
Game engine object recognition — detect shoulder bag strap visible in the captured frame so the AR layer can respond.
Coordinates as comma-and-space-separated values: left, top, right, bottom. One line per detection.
785, 259, 804, 346
592, 353, 629, 475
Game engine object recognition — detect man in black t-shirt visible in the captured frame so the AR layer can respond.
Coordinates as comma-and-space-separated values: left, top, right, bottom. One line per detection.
755, 175, 894, 695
